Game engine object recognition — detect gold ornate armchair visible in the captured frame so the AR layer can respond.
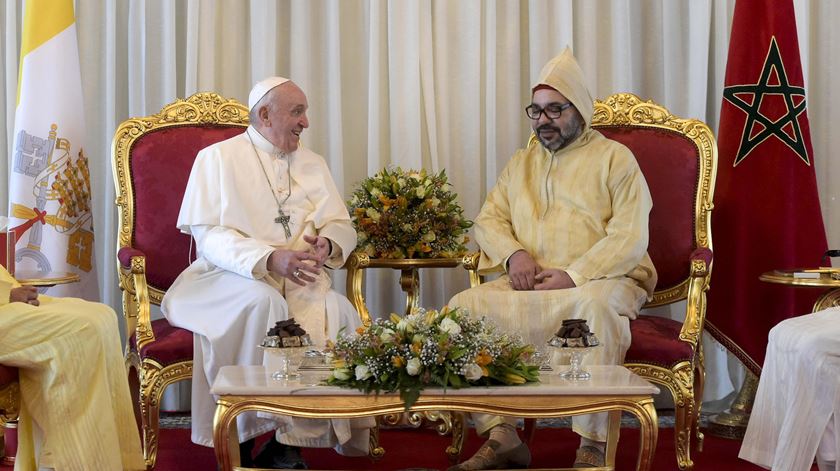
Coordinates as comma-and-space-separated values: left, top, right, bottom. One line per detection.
0, 365, 19, 461
0, 257, 20, 461
464, 93, 717, 470
111, 93, 249, 468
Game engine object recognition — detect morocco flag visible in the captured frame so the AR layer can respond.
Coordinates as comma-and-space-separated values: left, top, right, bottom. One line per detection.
9, 0, 99, 300
705, 0, 827, 374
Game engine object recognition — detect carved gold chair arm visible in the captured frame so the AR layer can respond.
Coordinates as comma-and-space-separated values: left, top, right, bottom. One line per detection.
117, 251, 156, 351
462, 252, 482, 288
679, 248, 713, 348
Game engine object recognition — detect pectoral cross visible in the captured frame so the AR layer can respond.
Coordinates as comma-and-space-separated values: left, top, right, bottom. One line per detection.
275, 210, 292, 238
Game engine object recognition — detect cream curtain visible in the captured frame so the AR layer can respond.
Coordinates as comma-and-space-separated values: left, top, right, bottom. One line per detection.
2, 0, 839, 406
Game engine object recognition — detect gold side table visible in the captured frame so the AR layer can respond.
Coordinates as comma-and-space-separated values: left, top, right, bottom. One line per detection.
343, 252, 481, 459
14, 270, 81, 287
344, 252, 479, 325
759, 267, 840, 311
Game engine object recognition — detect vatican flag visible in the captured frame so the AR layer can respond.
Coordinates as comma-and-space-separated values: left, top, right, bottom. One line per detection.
9, 0, 98, 300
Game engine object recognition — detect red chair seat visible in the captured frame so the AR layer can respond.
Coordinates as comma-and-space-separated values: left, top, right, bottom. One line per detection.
625, 315, 695, 368
130, 318, 193, 365
0, 364, 17, 387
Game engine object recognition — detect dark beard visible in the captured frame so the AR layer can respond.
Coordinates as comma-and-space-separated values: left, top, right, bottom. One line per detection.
536, 121, 582, 152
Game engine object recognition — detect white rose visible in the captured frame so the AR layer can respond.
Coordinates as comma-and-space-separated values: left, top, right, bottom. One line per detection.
379, 328, 396, 343
355, 364, 372, 380
406, 357, 422, 376
370, 188, 382, 197
396, 318, 415, 333
422, 231, 436, 242
366, 208, 381, 221
333, 368, 351, 381
463, 363, 483, 381
439, 317, 462, 336
415, 187, 426, 199
397, 178, 406, 188
412, 334, 425, 344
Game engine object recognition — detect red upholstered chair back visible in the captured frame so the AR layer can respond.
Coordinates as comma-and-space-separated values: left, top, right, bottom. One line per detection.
591, 94, 716, 307
597, 127, 697, 293
126, 126, 243, 290
113, 93, 249, 303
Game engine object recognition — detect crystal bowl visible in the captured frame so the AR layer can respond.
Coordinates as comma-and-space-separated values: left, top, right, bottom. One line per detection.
260, 346, 306, 380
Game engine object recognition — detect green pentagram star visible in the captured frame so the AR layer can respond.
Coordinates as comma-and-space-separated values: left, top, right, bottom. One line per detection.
722, 36, 810, 166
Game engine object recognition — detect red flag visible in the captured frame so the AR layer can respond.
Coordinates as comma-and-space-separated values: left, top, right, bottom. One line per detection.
706, 0, 828, 374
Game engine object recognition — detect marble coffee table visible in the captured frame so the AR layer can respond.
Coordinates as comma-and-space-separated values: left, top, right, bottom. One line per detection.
212, 365, 659, 470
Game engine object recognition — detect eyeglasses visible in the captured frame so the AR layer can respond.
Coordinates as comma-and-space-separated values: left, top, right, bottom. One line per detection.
525, 102, 572, 120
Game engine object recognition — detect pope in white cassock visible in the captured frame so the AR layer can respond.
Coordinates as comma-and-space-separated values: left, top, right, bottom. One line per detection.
447, 48, 657, 470
162, 77, 372, 468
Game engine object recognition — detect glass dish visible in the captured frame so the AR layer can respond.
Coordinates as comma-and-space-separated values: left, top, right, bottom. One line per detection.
260, 346, 306, 380
548, 343, 600, 381
526, 343, 555, 371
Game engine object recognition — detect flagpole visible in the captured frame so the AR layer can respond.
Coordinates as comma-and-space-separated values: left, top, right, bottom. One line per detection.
707, 371, 758, 439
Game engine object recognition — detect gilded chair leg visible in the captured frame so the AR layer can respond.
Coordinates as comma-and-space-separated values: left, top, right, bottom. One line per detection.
693, 360, 706, 452
140, 365, 163, 469
670, 374, 695, 471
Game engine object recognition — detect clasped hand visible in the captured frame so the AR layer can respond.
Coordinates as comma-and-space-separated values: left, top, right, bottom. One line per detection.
507, 250, 576, 291
10, 286, 39, 306
267, 234, 331, 286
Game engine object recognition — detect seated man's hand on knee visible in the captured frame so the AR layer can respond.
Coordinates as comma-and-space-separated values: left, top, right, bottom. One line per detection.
508, 250, 541, 290
535, 269, 576, 290
10, 286, 39, 306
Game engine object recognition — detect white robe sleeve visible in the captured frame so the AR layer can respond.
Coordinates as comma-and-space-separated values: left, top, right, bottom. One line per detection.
177, 146, 223, 233
191, 225, 274, 279
296, 155, 356, 269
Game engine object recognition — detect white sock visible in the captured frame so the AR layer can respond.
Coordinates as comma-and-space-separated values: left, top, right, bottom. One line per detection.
488, 423, 521, 453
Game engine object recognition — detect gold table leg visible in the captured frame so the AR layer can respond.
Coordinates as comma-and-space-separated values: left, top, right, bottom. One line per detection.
399, 268, 420, 315
213, 399, 241, 471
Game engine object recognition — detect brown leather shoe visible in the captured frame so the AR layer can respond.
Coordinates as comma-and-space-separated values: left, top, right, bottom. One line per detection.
573, 445, 606, 467
447, 439, 531, 470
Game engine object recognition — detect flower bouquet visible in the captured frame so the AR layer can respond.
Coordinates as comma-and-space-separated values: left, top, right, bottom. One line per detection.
325, 306, 540, 409
348, 167, 473, 259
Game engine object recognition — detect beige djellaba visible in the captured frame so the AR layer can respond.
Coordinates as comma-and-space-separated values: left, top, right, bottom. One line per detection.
0, 267, 144, 471
449, 47, 656, 442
